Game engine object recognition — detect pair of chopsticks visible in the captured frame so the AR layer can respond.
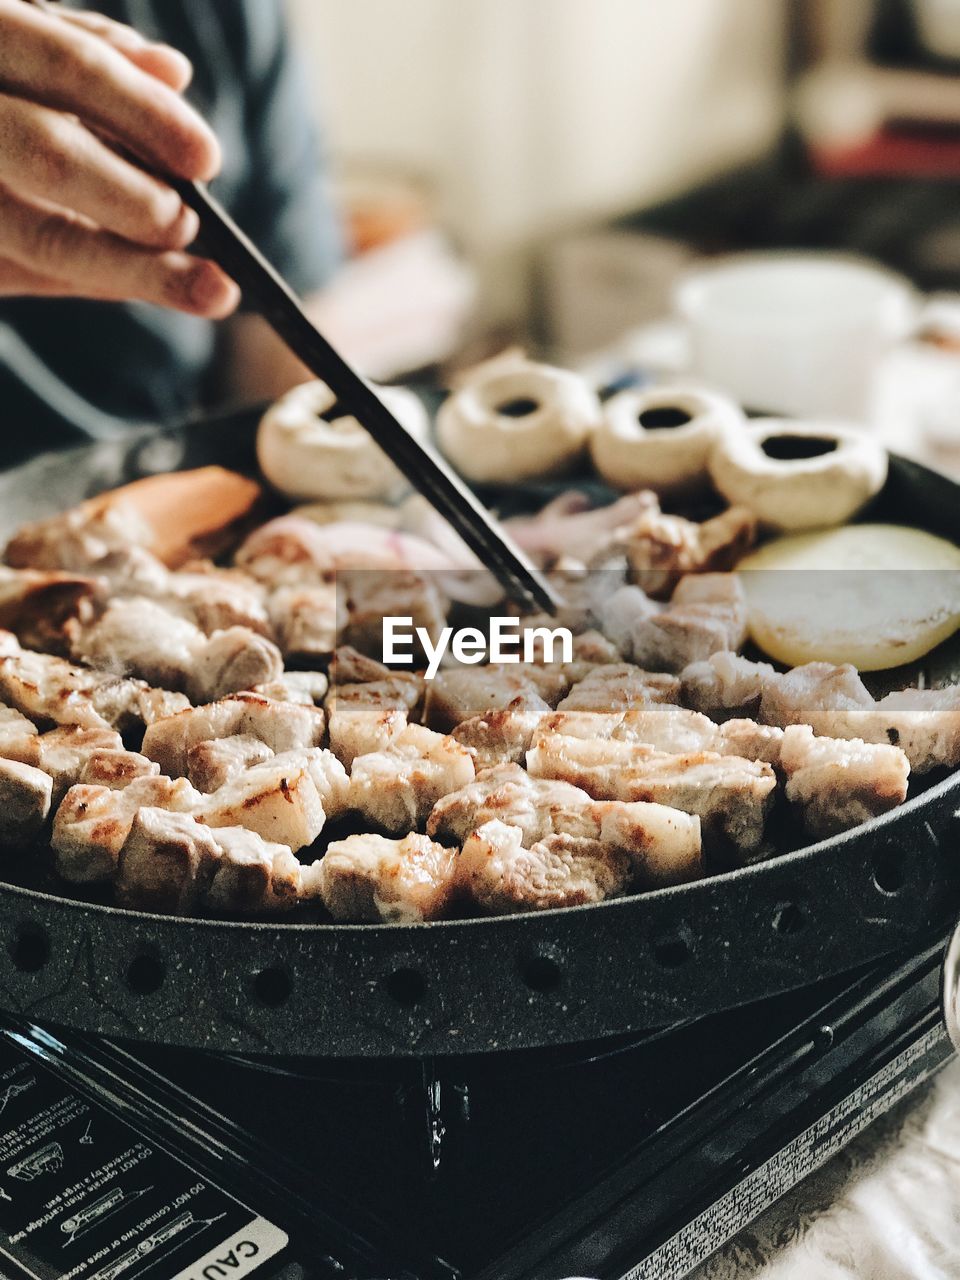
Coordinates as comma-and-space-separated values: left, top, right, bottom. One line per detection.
22, 0, 558, 614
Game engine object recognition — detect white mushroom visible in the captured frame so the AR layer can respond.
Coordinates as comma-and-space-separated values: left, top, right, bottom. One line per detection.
257, 379, 430, 502
436, 358, 601, 483
591, 385, 744, 496
708, 421, 888, 531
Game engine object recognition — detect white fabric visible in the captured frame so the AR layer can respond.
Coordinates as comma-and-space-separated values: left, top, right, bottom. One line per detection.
691, 1060, 960, 1279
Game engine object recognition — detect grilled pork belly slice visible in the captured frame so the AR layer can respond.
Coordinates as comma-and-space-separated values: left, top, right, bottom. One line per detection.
53, 775, 201, 882
556, 664, 680, 713
626, 505, 756, 598
428, 763, 702, 884
79, 749, 159, 789
340, 570, 448, 658
186, 735, 275, 793
458, 820, 631, 913
349, 725, 475, 834
504, 491, 660, 567
779, 725, 910, 838
0, 706, 37, 753
683, 653, 960, 773
116, 812, 306, 915
2, 726, 122, 802
267, 584, 339, 659
0, 759, 52, 844
328, 703, 408, 769
319, 832, 458, 922
527, 732, 775, 854
602, 574, 748, 672
141, 693, 325, 777
116, 808, 222, 914
67, 598, 282, 702
450, 693, 553, 769
423, 665, 568, 733
0, 566, 101, 653
254, 671, 329, 705
195, 748, 349, 851
544, 704, 784, 764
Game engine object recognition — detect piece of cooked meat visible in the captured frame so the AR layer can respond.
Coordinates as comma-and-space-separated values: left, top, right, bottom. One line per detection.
318, 832, 458, 922
267, 584, 339, 659
426, 762, 702, 885
0, 565, 102, 654
450, 693, 553, 769
142, 692, 325, 777
79, 749, 159, 790
349, 724, 476, 833
527, 731, 776, 854
602, 574, 748, 673
195, 748, 349, 851
326, 647, 424, 713
556, 664, 680, 712
115, 807, 222, 914
681, 652, 777, 720
0, 706, 37, 753
504, 491, 660, 568
4, 501, 154, 572
67, 598, 282, 702
186, 735, 275, 793
339, 570, 449, 659
779, 724, 910, 838
116, 811, 307, 915
0, 759, 52, 845
2, 726, 123, 802
254, 670, 329, 705
328, 703, 408, 769
683, 652, 960, 773
422, 664, 567, 733
626, 505, 756, 598
457, 820, 631, 913
52, 775, 201, 882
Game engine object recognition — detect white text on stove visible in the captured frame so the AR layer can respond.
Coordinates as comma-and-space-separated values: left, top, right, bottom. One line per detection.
382, 616, 573, 679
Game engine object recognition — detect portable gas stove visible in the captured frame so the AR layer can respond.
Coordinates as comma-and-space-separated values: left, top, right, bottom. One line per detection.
0, 926, 950, 1280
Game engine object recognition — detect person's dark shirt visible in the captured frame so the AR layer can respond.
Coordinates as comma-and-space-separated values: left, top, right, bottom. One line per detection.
0, 0, 342, 463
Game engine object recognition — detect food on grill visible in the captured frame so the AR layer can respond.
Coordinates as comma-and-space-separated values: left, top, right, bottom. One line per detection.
195, 748, 349, 850
53, 775, 202, 882
66, 598, 283, 703
141, 692, 325, 777
0, 759, 52, 844
708, 421, 888, 531
0, 386, 955, 927
437, 356, 601, 483
527, 730, 775, 854
601, 573, 747, 672
117, 809, 312, 914
257, 378, 431, 502
5, 468, 262, 571
318, 832, 457, 922
349, 724, 475, 833
426, 762, 702, 886
737, 524, 960, 670
682, 652, 960, 773
458, 821, 632, 912
591, 385, 744, 496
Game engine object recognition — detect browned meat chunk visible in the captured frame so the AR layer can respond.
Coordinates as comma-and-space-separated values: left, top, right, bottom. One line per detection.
556, 664, 679, 712
602, 574, 747, 672
779, 725, 910, 838
422, 664, 567, 733
318, 832, 458, 922
185, 735, 275, 792
458, 820, 630, 913
0, 759, 52, 844
450, 694, 553, 769
349, 725, 475, 833
141, 693, 325, 777
626, 505, 756, 598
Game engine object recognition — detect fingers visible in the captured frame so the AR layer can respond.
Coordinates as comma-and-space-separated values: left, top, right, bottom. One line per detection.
0, 185, 240, 318
0, 0, 220, 180
0, 257, 77, 298
54, 10, 193, 92
0, 94, 199, 250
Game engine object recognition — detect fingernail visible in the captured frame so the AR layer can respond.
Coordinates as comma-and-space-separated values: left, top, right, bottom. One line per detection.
156, 44, 193, 84
175, 206, 200, 248
188, 262, 240, 317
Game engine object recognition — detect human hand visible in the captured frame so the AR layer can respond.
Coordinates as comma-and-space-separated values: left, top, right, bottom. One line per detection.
0, 0, 239, 317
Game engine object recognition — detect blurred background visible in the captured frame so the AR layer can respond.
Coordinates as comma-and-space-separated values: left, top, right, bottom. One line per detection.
289, 0, 960, 470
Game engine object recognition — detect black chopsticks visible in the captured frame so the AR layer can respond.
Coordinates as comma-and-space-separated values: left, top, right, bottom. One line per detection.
175, 181, 559, 615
